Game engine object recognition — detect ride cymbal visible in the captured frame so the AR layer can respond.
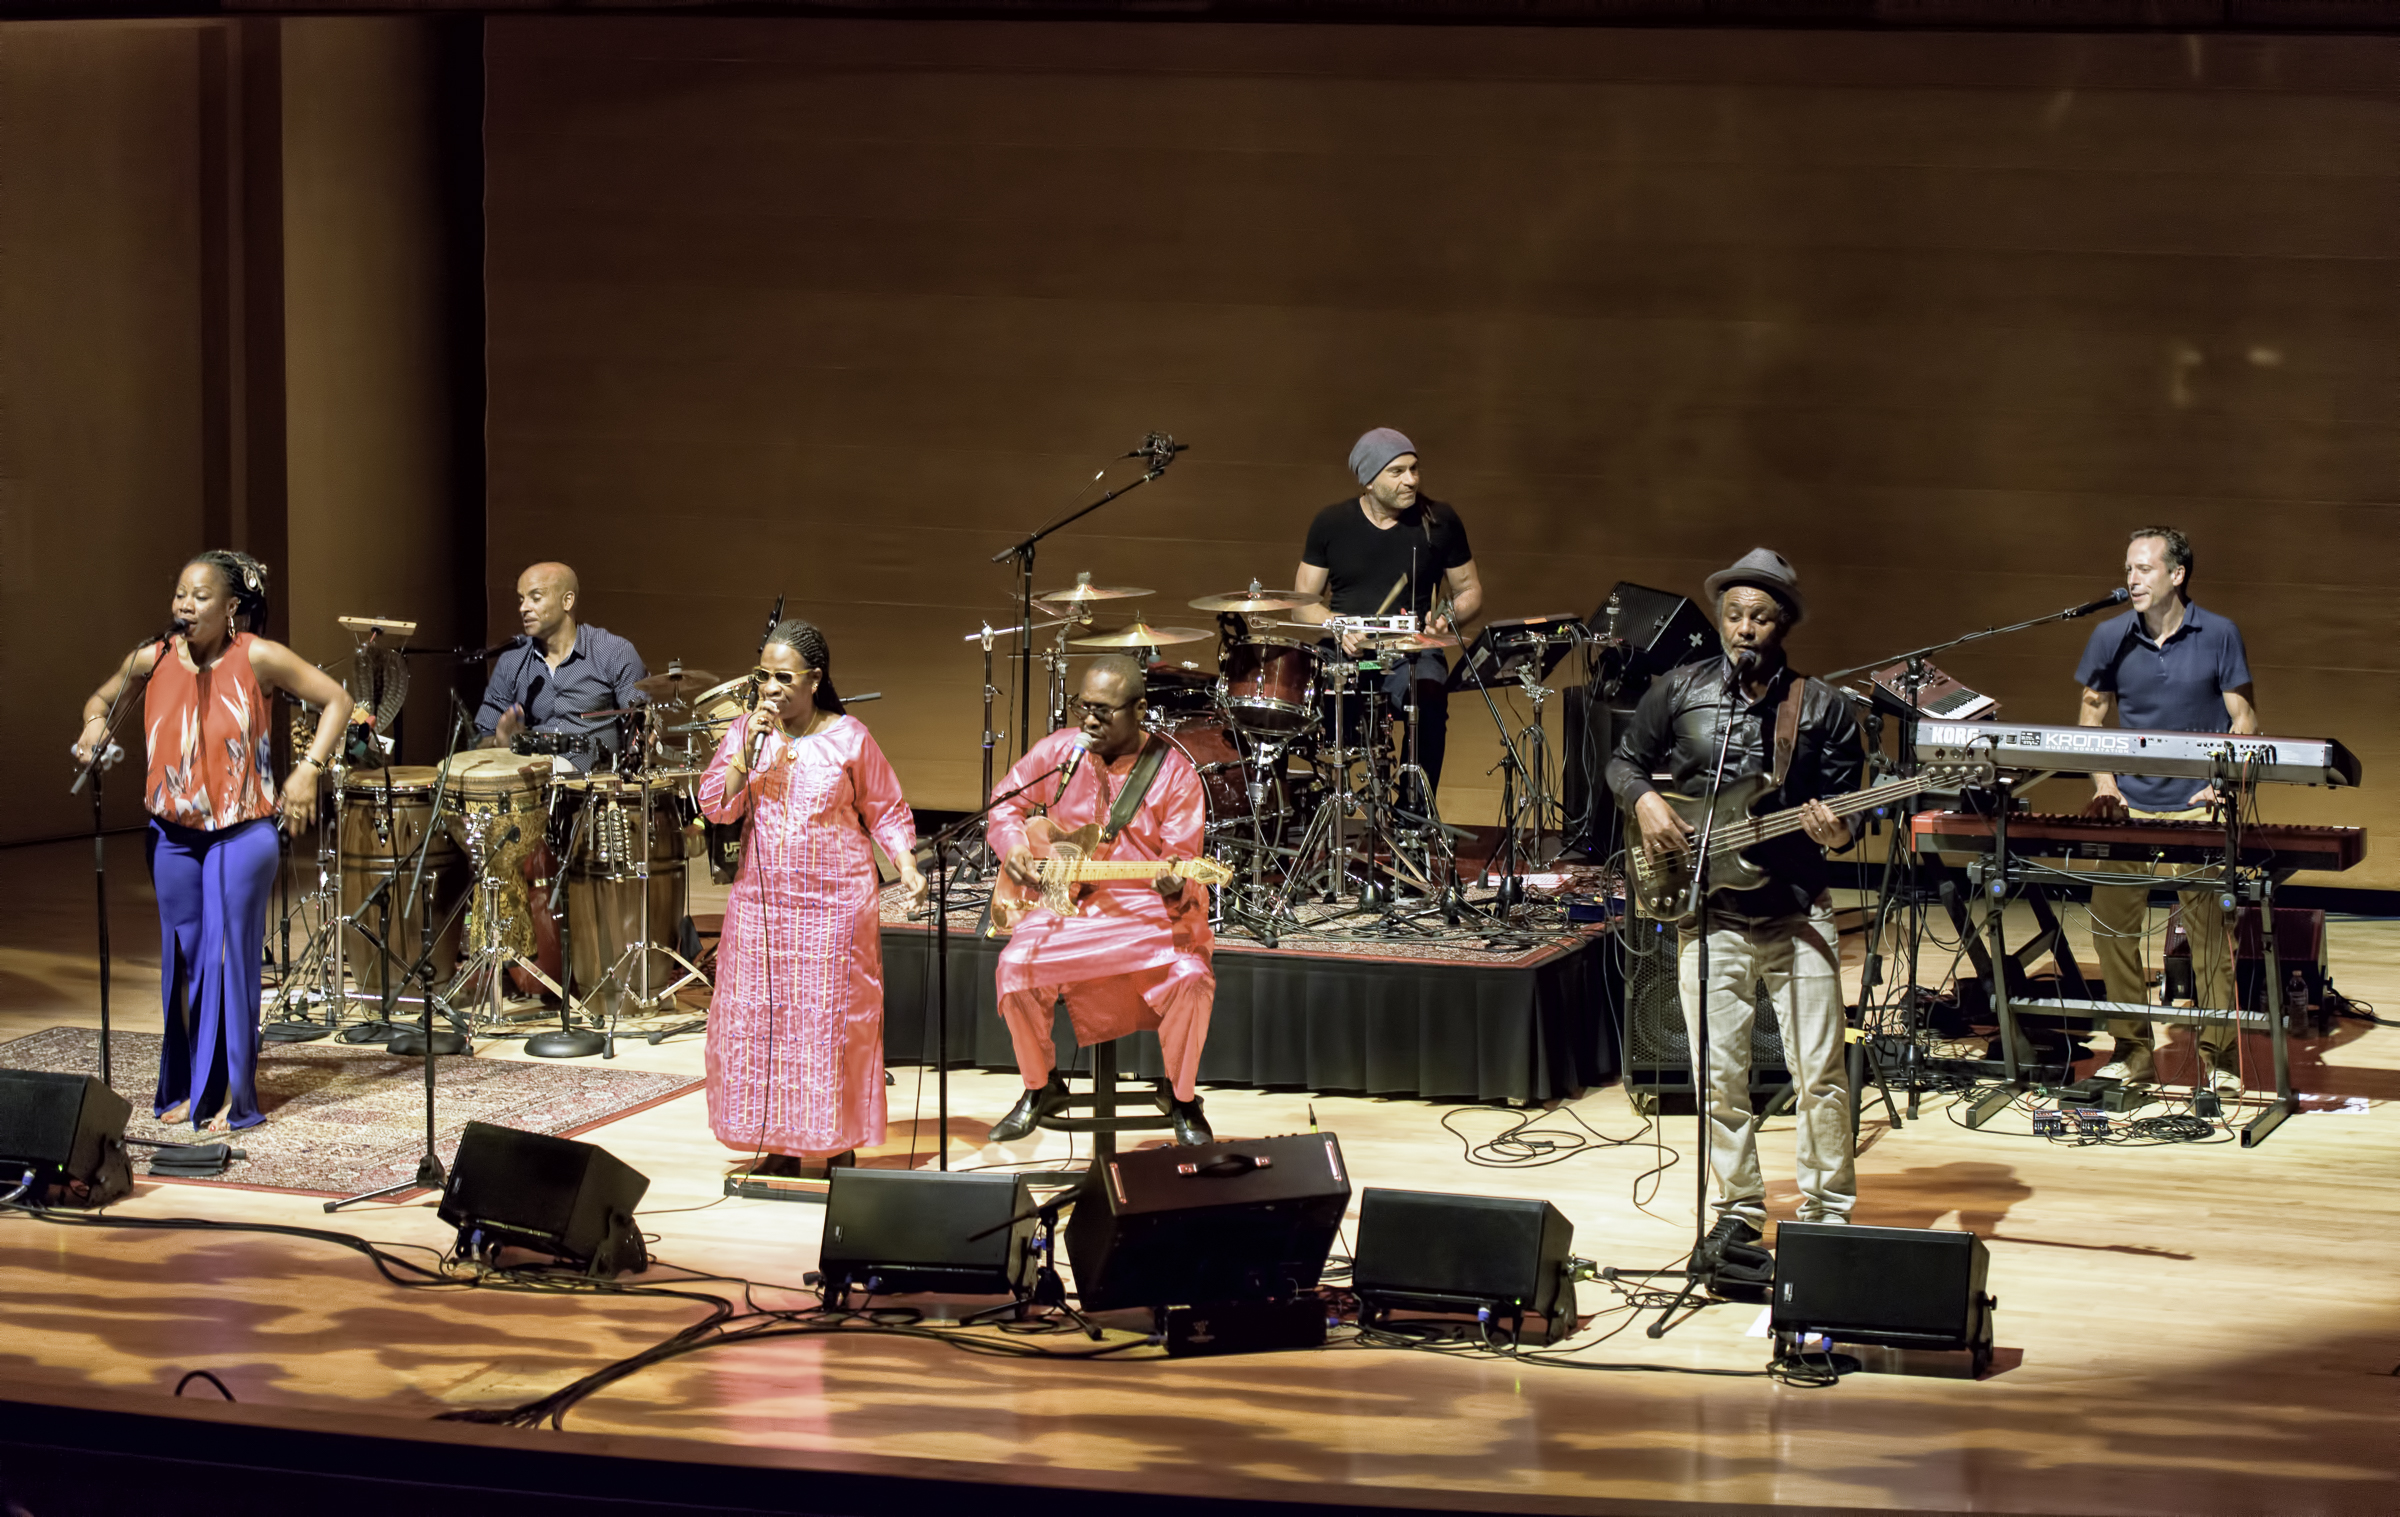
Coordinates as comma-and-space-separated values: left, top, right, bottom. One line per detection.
1071, 621, 1213, 648
634, 668, 720, 702
1188, 587, 1327, 614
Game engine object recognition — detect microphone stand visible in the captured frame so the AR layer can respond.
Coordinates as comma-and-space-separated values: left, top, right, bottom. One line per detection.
990, 441, 1179, 764
910, 757, 1075, 1170
1819, 590, 2127, 686
1605, 654, 1748, 1339
69, 629, 174, 1091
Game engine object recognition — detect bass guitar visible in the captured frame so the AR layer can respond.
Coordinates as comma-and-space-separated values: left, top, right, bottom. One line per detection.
988, 816, 1234, 936
1623, 771, 1961, 920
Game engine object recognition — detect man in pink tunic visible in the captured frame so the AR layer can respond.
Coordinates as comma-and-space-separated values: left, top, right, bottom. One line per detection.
987, 656, 1216, 1147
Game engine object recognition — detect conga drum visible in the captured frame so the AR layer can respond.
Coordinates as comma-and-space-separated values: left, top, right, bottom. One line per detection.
438, 749, 552, 976
555, 770, 692, 1016
338, 766, 464, 997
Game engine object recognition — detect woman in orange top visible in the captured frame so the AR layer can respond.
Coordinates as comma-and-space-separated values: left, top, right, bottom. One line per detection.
73, 551, 353, 1132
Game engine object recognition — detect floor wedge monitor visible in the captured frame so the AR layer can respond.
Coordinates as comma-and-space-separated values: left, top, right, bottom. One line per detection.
438, 1121, 651, 1276
1067, 1134, 1350, 1311
1352, 1187, 1576, 1343
0, 1069, 132, 1209
817, 1168, 1038, 1298
1772, 1222, 1994, 1371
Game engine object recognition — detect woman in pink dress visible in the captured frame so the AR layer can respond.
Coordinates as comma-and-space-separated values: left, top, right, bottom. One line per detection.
697, 620, 925, 1177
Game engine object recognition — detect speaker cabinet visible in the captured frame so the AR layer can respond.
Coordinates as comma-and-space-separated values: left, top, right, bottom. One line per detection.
0, 1070, 132, 1208
1773, 1223, 1993, 1368
818, 1168, 1037, 1298
438, 1121, 651, 1276
1619, 917, 1792, 1114
1067, 1134, 1350, 1311
1353, 1188, 1576, 1342
1589, 582, 1717, 685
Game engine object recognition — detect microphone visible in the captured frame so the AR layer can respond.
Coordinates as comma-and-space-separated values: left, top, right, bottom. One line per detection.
146, 617, 190, 649
1122, 433, 1189, 465
1730, 647, 1761, 674
1056, 731, 1093, 791
2065, 586, 2132, 619
452, 638, 521, 661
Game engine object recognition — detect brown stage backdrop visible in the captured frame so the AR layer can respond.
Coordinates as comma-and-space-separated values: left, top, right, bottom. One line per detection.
484, 19, 2397, 889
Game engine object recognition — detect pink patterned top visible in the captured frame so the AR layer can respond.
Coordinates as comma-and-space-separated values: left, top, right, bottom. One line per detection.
144, 632, 277, 831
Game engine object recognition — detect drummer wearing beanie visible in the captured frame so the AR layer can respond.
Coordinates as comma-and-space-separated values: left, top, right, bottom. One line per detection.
1291, 428, 1483, 805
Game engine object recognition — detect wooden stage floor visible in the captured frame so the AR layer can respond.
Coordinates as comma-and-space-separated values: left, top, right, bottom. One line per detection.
2, 837, 2397, 1515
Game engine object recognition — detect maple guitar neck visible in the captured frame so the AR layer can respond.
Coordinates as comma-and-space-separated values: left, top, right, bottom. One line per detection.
1040, 859, 1224, 883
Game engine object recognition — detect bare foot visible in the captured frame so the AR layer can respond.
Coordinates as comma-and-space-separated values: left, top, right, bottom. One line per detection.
159, 1102, 189, 1125
203, 1114, 242, 1135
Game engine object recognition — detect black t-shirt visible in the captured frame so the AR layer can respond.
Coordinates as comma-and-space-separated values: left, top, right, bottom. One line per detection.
1300, 497, 1474, 617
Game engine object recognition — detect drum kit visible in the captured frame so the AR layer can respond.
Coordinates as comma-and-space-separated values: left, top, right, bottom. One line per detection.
267, 638, 743, 1055
976, 574, 1476, 940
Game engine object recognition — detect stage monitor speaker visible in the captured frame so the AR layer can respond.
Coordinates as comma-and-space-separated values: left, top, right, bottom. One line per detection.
818, 1168, 1037, 1298
1772, 1222, 1993, 1363
2164, 904, 2329, 1021
1067, 1133, 1350, 1311
0, 1069, 132, 1208
1352, 1188, 1575, 1341
438, 1121, 650, 1276
1618, 918, 1791, 1114
1588, 582, 1717, 686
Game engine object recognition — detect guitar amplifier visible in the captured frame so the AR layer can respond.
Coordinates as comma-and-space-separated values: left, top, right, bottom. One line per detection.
1066, 1133, 1351, 1310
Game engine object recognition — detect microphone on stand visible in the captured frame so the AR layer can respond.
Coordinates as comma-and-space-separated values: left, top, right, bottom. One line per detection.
1729, 647, 1761, 675
2064, 586, 2132, 619
1056, 730, 1093, 793
1123, 433, 1189, 467
147, 617, 191, 650
451, 638, 522, 661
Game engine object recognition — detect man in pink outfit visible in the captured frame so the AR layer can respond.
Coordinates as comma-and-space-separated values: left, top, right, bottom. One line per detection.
986, 655, 1216, 1147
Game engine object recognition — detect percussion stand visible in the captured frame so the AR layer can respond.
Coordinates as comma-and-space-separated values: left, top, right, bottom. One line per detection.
584, 761, 707, 1059
1451, 634, 1548, 913
263, 757, 345, 1041
525, 783, 605, 1058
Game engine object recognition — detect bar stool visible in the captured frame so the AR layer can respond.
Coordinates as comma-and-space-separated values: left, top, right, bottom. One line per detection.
1037, 1036, 1175, 1164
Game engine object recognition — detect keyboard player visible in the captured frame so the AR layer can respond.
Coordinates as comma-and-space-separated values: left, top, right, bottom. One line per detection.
2076, 527, 2256, 1095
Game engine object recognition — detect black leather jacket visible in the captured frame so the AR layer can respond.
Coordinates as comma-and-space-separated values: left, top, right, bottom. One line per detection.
1605, 656, 1865, 921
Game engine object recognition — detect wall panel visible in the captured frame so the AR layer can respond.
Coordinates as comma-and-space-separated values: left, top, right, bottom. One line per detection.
485, 18, 2399, 887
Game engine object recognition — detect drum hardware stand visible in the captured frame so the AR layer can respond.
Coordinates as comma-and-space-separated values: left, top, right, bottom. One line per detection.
1604, 658, 1749, 1339
263, 754, 349, 1041
990, 433, 1181, 762
917, 757, 1075, 1169
375, 698, 477, 1057
324, 820, 517, 1214
581, 758, 708, 1059
522, 792, 604, 1058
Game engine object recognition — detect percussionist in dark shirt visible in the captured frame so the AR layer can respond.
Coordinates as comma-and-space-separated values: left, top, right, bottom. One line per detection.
475, 561, 648, 773
1605, 548, 1866, 1252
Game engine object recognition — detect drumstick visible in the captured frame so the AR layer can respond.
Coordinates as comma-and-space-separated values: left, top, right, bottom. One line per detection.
1372, 575, 1408, 616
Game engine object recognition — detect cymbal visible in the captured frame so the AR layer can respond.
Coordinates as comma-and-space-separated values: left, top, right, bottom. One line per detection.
1370, 632, 1461, 652
1070, 621, 1213, 648
1188, 587, 1326, 614
1038, 582, 1152, 605
635, 668, 720, 702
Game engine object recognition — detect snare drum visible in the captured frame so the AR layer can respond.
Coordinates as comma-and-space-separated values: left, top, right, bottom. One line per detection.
1218, 638, 1316, 733
338, 766, 464, 994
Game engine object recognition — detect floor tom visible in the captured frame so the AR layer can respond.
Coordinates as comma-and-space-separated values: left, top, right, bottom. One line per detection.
1219, 638, 1317, 734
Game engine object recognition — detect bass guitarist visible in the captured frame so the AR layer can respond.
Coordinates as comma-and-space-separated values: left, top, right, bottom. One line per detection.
987, 655, 1217, 1147
1604, 548, 1866, 1251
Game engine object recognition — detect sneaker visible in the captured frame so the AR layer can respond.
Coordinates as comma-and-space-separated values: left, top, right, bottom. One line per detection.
2206, 1064, 2244, 1096
2093, 1051, 2156, 1086
1702, 1214, 1763, 1253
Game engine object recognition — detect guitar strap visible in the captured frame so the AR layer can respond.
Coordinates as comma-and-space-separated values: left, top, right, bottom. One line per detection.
1100, 736, 1168, 846
1769, 674, 1807, 791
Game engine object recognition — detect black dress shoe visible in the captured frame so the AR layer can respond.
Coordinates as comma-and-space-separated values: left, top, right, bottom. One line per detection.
990, 1078, 1070, 1142
1170, 1096, 1214, 1147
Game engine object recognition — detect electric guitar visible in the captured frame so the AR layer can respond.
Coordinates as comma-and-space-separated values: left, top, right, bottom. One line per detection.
987, 816, 1234, 936
1623, 771, 1960, 920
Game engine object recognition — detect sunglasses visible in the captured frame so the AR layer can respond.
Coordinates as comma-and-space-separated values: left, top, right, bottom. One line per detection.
751, 668, 811, 688
1074, 698, 1139, 719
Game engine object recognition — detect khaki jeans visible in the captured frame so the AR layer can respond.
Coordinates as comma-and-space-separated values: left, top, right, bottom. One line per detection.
1676, 900, 1855, 1228
2088, 804, 2235, 1063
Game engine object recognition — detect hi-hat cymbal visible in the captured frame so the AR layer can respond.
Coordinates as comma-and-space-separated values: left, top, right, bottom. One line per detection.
1188, 587, 1327, 614
635, 668, 720, 702
1038, 582, 1152, 604
1071, 621, 1213, 648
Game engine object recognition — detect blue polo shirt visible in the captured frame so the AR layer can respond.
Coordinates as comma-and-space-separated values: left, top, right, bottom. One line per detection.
2073, 601, 2251, 811
475, 624, 648, 772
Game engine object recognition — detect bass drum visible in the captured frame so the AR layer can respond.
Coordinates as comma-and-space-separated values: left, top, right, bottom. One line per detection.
1154, 717, 1269, 830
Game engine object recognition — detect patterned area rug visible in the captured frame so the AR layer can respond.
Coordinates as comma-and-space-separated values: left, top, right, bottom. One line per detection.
0, 1027, 701, 1198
